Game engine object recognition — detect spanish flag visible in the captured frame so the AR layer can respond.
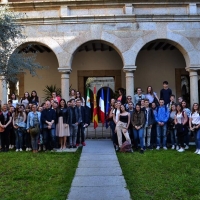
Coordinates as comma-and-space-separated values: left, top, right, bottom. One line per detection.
93, 86, 98, 129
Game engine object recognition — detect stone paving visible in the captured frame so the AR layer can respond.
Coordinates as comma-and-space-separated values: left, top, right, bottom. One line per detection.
67, 140, 131, 200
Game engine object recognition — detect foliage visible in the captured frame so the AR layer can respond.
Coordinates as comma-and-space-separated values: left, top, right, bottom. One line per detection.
43, 85, 61, 101
0, 149, 81, 200
117, 147, 200, 200
0, 5, 45, 83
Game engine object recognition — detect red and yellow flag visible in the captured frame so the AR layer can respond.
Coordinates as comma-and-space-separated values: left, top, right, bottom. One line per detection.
93, 86, 98, 129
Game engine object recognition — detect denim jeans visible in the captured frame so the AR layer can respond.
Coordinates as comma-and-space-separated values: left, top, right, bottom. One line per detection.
184, 128, 190, 146
133, 128, 144, 149
15, 128, 24, 149
43, 128, 56, 150
170, 129, 177, 145
31, 133, 39, 150
143, 125, 151, 147
24, 131, 31, 148
156, 123, 167, 147
76, 122, 85, 144
195, 129, 200, 149
70, 124, 78, 146
110, 121, 118, 145
151, 123, 157, 147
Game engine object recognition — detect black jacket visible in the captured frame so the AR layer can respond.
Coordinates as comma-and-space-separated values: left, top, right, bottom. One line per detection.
56, 108, 69, 124
144, 108, 155, 126
41, 108, 56, 127
68, 106, 80, 126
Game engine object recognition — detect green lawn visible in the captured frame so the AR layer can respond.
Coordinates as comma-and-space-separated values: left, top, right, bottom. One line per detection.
117, 147, 200, 200
0, 149, 81, 200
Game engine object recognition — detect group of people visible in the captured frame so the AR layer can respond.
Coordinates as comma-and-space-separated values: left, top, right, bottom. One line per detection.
0, 90, 90, 153
108, 81, 200, 155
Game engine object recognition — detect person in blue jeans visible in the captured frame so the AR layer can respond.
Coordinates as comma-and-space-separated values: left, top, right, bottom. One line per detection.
131, 104, 145, 153
154, 99, 169, 150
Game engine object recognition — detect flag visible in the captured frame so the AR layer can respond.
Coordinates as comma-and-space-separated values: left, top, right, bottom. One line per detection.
105, 87, 110, 128
93, 86, 98, 129
86, 88, 91, 108
99, 88, 105, 124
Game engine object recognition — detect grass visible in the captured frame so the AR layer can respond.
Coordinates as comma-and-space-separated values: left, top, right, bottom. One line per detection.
0, 149, 81, 200
117, 147, 200, 200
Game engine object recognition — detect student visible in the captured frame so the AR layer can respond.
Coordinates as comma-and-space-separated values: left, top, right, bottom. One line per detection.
134, 87, 145, 105
140, 99, 145, 111
69, 89, 76, 100
30, 90, 40, 106
9, 105, 15, 150
0, 104, 12, 152
20, 92, 30, 109
51, 92, 61, 105
175, 104, 188, 152
116, 105, 131, 150
117, 88, 126, 105
27, 104, 41, 153
143, 99, 154, 150
154, 99, 169, 150
75, 91, 85, 106
168, 104, 177, 150
10, 93, 18, 108
151, 102, 157, 148
145, 86, 159, 106
178, 96, 183, 104
13, 105, 27, 152
189, 103, 200, 155
160, 81, 172, 105
167, 94, 176, 111
125, 96, 133, 110
131, 103, 145, 153
127, 101, 135, 145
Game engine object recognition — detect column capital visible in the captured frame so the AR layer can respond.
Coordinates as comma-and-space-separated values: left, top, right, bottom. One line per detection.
58, 68, 72, 74
123, 65, 137, 73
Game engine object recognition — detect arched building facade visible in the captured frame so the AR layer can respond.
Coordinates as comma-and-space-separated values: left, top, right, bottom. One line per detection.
0, 0, 200, 106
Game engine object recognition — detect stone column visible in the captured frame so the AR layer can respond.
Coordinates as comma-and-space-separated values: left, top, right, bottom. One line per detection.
0, 76, 8, 104
123, 66, 136, 99
58, 69, 71, 101
189, 70, 199, 106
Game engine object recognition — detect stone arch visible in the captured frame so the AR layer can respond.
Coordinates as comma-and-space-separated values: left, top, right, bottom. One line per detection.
65, 31, 128, 68
122, 31, 198, 69
18, 37, 67, 69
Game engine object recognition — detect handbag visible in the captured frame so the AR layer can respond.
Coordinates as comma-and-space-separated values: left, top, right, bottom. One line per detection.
0, 126, 4, 132
30, 125, 40, 136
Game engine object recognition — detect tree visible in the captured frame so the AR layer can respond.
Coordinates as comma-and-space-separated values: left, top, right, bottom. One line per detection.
0, 5, 45, 83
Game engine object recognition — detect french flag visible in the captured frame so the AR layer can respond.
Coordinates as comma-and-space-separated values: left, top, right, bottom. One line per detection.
99, 88, 105, 124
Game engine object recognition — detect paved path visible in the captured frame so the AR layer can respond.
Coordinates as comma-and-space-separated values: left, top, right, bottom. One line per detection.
67, 140, 131, 200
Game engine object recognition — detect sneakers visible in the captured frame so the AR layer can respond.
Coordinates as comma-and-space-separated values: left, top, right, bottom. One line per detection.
19, 148, 23, 152
194, 149, 199, 154
176, 146, 179, 150
38, 146, 41, 152
115, 146, 119, 151
16, 149, 19, 152
76, 144, 80, 147
9, 145, 12, 149
178, 148, 185, 153
185, 145, 189, 150
171, 145, 175, 150
73, 145, 77, 148
156, 146, 160, 150
29, 148, 32, 151
163, 147, 168, 150
11, 145, 14, 149
82, 142, 86, 146
26, 148, 29, 151
43, 145, 46, 151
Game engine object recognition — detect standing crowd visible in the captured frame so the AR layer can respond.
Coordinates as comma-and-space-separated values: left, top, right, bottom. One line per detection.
108, 81, 200, 155
0, 90, 90, 153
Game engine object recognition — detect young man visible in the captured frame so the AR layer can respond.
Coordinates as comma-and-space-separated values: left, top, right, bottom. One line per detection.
160, 81, 172, 105
134, 87, 145, 105
143, 99, 155, 150
125, 96, 133, 110
178, 96, 183, 103
154, 99, 169, 150
167, 94, 176, 111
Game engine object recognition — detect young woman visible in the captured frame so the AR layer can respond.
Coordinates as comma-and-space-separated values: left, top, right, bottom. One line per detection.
10, 93, 18, 108
117, 88, 126, 105
168, 104, 177, 150
20, 92, 30, 109
116, 105, 131, 150
51, 92, 61, 105
174, 104, 188, 152
13, 105, 27, 152
0, 104, 12, 152
131, 103, 145, 153
134, 87, 145, 105
69, 89, 76, 100
30, 90, 39, 106
145, 86, 159, 106
189, 103, 200, 155
27, 104, 41, 153
181, 100, 191, 150
56, 99, 70, 150
75, 91, 85, 106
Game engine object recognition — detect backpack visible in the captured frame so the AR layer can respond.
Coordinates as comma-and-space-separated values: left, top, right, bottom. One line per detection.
156, 105, 168, 113
120, 141, 133, 153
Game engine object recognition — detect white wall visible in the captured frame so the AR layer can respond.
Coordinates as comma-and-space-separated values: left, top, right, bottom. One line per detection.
135, 49, 186, 98
24, 52, 60, 102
